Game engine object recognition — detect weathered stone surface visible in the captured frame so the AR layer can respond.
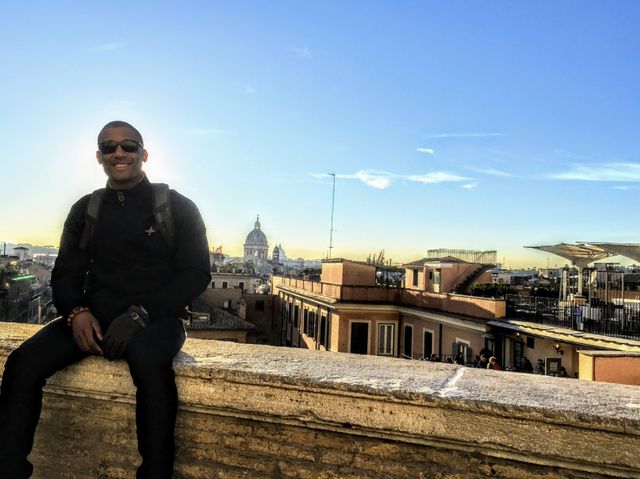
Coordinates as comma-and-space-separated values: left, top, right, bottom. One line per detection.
1, 323, 640, 478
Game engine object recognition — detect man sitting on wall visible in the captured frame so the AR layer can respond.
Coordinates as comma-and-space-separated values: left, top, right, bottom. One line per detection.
0, 121, 211, 478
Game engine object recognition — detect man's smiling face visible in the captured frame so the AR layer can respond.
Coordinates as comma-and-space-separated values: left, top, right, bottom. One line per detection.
96, 126, 148, 189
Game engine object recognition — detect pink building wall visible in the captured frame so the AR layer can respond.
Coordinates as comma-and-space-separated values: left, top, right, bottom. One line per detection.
321, 260, 376, 286
579, 351, 640, 386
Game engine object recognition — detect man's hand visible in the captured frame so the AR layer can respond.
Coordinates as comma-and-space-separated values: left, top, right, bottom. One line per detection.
71, 311, 104, 355
103, 306, 149, 360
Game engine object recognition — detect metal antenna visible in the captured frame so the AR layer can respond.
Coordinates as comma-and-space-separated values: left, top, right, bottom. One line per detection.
328, 173, 336, 258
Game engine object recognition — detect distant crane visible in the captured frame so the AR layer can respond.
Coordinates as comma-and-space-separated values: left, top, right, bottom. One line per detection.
367, 250, 386, 266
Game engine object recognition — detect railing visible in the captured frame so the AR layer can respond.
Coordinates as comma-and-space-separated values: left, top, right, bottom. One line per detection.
426, 248, 497, 264
506, 294, 640, 340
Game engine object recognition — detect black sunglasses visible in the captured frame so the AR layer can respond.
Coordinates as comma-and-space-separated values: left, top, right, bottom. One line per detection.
98, 139, 143, 154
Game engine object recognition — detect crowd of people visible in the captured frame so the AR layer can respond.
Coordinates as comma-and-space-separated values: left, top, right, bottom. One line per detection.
424, 351, 571, 377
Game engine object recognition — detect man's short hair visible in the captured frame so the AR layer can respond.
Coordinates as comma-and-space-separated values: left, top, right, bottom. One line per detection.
98, 121, 144, 146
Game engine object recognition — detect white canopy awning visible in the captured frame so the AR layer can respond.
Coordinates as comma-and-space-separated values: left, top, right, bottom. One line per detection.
525, 243, 614, 268
583, 243, 640, 264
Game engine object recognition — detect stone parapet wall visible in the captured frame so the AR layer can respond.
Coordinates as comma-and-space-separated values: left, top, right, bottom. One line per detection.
401, 289, 505, 319
1, 322, 640, 478
272, 276, 506, 320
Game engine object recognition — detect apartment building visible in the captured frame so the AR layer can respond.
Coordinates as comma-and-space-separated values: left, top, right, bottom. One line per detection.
273, 258, 500, 363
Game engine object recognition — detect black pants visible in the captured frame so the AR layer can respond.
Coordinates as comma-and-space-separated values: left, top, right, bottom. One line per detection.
0, 317, 185, 479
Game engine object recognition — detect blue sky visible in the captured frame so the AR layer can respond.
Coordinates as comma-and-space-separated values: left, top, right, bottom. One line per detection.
0, 1, 638, 267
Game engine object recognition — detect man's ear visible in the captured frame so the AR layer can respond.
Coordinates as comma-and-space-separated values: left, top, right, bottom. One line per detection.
96, 150, 103, 165
142, 149, 148, 163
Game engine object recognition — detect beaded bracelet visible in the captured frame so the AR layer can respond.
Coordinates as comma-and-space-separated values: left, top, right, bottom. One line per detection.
67, 307, 90, 327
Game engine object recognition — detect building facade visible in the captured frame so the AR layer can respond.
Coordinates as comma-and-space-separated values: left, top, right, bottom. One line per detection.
273, 259, 497, 364
273, 258, 640, 379
402, 256, 493, 294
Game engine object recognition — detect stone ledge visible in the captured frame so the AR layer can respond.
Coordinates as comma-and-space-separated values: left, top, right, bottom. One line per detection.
2, 322, 640, 478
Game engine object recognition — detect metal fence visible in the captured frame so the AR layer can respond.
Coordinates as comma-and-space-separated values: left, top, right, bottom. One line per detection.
426, 248, 497, 264
506, 294, 640, 340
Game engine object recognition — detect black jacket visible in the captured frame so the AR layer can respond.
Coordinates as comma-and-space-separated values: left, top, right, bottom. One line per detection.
52, 177, 211, 325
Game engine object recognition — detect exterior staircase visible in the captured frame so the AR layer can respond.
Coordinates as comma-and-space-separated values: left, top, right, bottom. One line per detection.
455, 264, 495, 294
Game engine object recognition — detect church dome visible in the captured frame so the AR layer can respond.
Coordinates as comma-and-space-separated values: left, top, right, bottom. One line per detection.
244, 216, 268, 246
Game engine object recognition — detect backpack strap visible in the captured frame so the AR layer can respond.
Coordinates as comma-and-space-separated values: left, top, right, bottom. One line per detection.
152, 183, 175, 250
79, 189, 106, 250
79, 185, 175, 251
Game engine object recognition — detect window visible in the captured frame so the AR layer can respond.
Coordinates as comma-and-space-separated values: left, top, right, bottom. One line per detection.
412, 269, 419, 287
309, 311, 316, 338
280, 296, 287, 345
293, 304, 299, 327
284, 301, 291, 326
280, 297, 287, 323
423, 330, 434, 358
238, 281, 245, 292
211, 281, 215, 288
403, 325, 413, 358
432, 270, 440, 285
222, 281, 228, 289
319, 315, 327, 347
256, 300, 265, 312
349, 321, 369, 355
303, 309, 308, 334
513, 339, 524, 370
526, 336, 535, 349
377, 323, 395, 356
453, 339, 471, 364
428, 271, 433, 280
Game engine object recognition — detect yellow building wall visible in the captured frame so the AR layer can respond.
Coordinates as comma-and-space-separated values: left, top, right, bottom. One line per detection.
335, 310, 400, 355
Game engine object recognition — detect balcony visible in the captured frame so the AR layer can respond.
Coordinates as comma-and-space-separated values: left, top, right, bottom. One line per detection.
1, 322, 640, 478
274, 276, 506, 320
506, 294, 640, 340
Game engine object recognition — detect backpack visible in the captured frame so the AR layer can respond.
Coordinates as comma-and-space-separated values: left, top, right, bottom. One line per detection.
78, 183, 175, 251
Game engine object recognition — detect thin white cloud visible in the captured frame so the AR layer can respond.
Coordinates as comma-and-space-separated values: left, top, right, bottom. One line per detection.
245, 86, 256, 94
287, 46, 312, 59
425, 132, 505, 139
472, 167, 514, 177
408, 172, 470, 184
612, 185, 635, 190
354, 171, 391, 189
309, 169, 470, 190
461, 182, 479, 190
310, 171, 394, 189
185, 128, 232, 136
335, 170, 393, 189
416, 148, 435, 155
550, 163, 640, 182
92, 42, 124, 52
